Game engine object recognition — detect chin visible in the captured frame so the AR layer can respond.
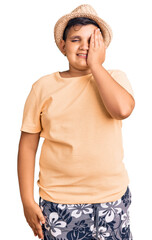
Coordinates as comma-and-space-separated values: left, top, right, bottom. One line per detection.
77, 63, 90, 70
69, 61, 90, 71
80, 65, 90, 70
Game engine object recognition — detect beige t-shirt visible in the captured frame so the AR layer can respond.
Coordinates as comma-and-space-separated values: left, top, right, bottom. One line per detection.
20, 70, 134, 204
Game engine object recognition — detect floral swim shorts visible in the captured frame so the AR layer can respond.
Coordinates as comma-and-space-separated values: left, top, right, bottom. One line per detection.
39, 186, 133, 240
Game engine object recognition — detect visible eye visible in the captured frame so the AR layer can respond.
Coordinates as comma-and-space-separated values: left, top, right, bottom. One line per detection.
71, 40, 79, 42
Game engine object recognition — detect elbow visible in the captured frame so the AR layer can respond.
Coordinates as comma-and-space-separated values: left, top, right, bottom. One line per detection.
120, 97, 135, 119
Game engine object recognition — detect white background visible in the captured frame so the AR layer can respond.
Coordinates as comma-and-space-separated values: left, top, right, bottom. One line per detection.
0, 0, 152, 239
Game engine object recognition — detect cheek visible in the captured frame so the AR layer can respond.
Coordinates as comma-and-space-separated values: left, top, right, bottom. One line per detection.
66, 44, 79, 54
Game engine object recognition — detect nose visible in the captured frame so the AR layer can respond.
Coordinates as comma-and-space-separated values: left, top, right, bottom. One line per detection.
79, 40, 89, 50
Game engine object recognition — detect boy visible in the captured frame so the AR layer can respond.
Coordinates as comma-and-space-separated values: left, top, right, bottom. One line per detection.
17, 4, 135, 240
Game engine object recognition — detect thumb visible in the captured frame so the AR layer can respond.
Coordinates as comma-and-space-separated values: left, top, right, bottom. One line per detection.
38, 208, 46, 224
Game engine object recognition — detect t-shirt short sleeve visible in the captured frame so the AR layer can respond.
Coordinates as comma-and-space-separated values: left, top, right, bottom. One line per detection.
20, 85, 42, 133
110, 70, 135, 98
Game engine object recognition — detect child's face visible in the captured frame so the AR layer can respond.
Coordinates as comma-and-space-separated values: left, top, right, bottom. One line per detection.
60, 24, 99, 72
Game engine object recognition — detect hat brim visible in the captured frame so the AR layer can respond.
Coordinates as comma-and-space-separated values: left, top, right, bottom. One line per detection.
54, 12, 113, 53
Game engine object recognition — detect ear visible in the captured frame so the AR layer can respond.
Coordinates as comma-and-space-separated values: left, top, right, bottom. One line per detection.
59, 39, 66, 55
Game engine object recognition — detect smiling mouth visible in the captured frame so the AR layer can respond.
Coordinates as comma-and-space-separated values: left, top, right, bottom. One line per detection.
77, 54, 87, 58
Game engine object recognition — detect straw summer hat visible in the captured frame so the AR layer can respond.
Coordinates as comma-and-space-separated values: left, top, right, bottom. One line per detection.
54, 4, 113, 53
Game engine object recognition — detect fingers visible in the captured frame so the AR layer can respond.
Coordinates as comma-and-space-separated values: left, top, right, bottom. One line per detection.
98, 29, 105, 49
95, 29, 99, 48
90, 31, 95, 47
35, 218, 44, 239
32, 228, 37, 236
32, 218, 44, 239
93, 28, 104, 48
24, 204, 46, 239
29, 218, 44, 239
28, 217, 44, 239
36, 207, 46, 239
38, 207, 46, 225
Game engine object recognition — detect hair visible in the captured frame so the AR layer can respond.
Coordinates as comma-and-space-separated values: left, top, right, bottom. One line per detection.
62, 17, 103, 41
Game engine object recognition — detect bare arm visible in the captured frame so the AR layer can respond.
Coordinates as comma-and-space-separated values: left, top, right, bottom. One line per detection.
87, 28, 135, 120
17, 131, 40, 207
90, 65, 135, 120
17, 131, 45, 239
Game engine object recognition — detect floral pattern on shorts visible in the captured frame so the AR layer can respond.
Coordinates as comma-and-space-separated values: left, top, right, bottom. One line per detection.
39, 186, 133, 240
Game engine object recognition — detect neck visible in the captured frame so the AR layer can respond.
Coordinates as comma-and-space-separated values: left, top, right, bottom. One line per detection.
66, 66, 92, 77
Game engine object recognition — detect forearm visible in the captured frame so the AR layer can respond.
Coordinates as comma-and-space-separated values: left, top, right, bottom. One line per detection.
90, 64, 135, 120
17, 146, 36, 206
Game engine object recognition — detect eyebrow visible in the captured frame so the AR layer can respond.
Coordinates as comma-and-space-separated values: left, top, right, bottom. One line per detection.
69, 35, 91, 40
70, 36, 81, 39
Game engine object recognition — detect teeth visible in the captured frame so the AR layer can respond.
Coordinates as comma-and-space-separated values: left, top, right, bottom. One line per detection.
78, 54, 87, 56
